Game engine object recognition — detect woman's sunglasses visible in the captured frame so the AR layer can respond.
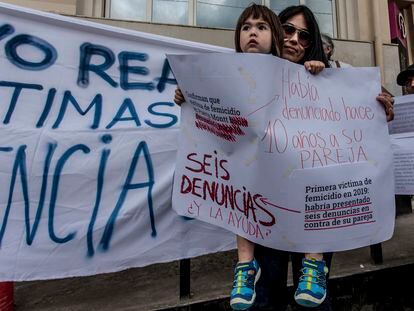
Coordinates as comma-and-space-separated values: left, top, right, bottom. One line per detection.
282, 23, 312, 48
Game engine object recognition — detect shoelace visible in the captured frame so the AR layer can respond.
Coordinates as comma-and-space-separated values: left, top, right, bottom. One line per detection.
233, 268, 255, 288
299, 267, 326, 288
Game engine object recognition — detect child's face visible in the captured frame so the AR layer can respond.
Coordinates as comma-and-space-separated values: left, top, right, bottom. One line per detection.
282, 13, 309, 63
239, 16, 272, 54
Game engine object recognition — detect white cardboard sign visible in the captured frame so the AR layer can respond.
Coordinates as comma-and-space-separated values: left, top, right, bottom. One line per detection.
169, 53, 395, 252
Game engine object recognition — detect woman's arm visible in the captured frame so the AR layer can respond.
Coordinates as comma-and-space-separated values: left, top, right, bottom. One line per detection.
376, 92, 394, 122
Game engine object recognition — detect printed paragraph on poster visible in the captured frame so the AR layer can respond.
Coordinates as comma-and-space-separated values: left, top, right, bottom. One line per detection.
303, 178, 374, 230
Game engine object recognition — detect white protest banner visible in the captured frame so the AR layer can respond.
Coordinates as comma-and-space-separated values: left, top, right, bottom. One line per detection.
0, 3, 236, 281
169, 53, 395, 253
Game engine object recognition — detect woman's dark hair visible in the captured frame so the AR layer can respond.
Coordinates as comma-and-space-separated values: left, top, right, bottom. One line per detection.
235, 4, 284, 57
278, 5, 330, 67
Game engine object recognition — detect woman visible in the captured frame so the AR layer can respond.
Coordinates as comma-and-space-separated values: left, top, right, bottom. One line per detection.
251, 5, 394, 311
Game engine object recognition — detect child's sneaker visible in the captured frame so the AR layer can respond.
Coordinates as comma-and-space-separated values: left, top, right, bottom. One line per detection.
230, 258, 261, 310
294, 258, 328, 308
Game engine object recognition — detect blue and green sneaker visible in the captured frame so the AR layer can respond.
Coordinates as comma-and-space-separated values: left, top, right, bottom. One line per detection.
230, 258, 261, 310
294, 258, 328, 308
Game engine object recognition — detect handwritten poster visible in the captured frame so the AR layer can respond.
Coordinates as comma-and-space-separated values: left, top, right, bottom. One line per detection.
169, 53, 395, 252
0, 3, 237, 281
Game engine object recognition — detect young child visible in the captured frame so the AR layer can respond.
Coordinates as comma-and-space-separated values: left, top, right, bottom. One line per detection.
174, 4, 327, 310
227, 7, 283, 310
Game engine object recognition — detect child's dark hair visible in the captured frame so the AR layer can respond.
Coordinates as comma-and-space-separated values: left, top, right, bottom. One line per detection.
235, 4, 283, 57
278, 5, 330, 67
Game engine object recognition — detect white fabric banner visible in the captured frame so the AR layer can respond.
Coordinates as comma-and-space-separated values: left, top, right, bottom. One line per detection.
0, 3, 236, 281
169, 53, 395, 253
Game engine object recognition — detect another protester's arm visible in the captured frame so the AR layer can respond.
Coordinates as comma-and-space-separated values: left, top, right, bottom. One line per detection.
376, 92, 394, 122
174, 87, 185, 106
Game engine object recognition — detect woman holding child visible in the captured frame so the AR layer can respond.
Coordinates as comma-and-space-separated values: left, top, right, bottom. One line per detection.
174, 4, 393, 311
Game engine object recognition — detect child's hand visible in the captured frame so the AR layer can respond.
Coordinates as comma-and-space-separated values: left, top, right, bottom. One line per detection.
174, 87, 185, 106
376, 92, 394, 122
304, 61, 325, 74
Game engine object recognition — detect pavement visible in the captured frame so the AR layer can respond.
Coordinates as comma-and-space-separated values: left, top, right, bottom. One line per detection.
14, 212, 414, 310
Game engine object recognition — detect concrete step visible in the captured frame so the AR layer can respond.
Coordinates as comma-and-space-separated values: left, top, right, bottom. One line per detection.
14, 213, 414, 310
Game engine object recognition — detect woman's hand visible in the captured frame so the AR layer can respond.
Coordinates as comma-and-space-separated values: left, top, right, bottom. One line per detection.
376, 92, 394, 122
304, 61, 325, 74
174, 87, 185, 106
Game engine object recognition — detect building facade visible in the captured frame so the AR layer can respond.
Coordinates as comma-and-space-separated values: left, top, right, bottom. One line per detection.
1, 0, 413, 95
